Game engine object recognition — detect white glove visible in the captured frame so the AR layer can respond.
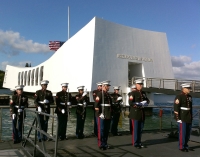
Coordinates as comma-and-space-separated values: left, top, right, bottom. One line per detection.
43, 99, 49, 103
99, 113, 105, 119
177, 120, 182, 123
83, 102, 87, 107
140, 101, 147, 106
18, 109, 23, 112
61, 109, 65, 114
117, 97, 122, 101
38, 106, 42, 112
82, 92, 87, 97
67, 102, 71, 106
12, 114, 16, 120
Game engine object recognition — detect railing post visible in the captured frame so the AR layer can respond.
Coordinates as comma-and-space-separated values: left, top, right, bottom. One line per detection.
162, 79, 164, 89
0, 108, 2, 142
159, 108, 163, 131
34, 116, 37, 157
199, 110, 200, 136
175, 80, 177, 90
51, 108, 54, 136
159, 79, 161, 89
192, 81, 195, 92
170, 108, 173, 131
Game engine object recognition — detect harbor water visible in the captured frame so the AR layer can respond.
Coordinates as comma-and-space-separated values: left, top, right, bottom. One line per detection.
0, 89, 199, 141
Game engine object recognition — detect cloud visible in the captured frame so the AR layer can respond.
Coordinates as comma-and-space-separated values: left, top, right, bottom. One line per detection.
171, 56, 191, 67
0, 30, 50, 56
171, 56, 200, 80
1, 61, 31, 71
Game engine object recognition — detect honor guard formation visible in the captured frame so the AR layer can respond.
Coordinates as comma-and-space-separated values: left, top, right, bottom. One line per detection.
9, 79, 193, 152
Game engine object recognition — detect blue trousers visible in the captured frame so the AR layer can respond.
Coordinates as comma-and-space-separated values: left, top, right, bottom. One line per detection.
58, 114, 68, 139
37, 115, 48, 140
178, 122, 192, 149
76, 113, 86, 138
96, 117, 111, 148
111, 113, 120, 134
12, 118, 23, 142
131, 119, 144, 146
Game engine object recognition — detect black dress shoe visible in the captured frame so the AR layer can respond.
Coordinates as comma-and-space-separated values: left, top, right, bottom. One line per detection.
13, 141, 18, 144
135, 145, 141, 149
99, 146, 107, 150
106, 145, 110, 149
38, 139, 42, 142
180, 148, 188, 152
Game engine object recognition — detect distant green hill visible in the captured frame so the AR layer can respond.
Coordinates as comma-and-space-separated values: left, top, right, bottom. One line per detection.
0, 70, 5, 88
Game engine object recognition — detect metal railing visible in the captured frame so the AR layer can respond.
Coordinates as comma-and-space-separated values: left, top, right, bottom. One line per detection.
130, 76, 200, 92
22, 109, 58, 157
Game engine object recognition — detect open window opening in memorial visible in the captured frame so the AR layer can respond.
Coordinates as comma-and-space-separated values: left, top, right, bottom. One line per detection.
24, 71, 27, 85
28, 70, 31, 86
21, 72, 24, 85
31, 69, 35, 86
40, 66, 44, 82
35, 68, 39, 85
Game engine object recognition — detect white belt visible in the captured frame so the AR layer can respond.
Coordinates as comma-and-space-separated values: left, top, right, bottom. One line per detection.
60, 103, 65, 105
15, 105, 24, 108
101, 104, 111, 107
180, 107, 190, 110
78, 103, 86, 107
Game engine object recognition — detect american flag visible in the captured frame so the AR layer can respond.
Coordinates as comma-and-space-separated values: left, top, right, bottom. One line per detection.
49, 41, 65, 51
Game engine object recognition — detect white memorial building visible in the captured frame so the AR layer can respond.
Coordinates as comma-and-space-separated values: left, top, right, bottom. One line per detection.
3, 17, 174, 102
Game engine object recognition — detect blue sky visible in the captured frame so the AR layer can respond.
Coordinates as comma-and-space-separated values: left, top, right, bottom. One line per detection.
0, 0, 199, 79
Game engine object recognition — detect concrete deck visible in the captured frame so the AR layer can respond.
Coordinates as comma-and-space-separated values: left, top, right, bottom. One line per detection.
0, 131, 199, 157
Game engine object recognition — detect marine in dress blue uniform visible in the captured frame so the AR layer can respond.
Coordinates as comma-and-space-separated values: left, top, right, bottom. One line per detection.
10, 85, 28, 144
94, 80, 112, 150
174, 83, 193, 152
34, 80, 54, 142
55, 83, 72, 140
92, 82, 102, 136
110, 86, 123, 136
128, 79, 149, 148
75, 86, 89, 139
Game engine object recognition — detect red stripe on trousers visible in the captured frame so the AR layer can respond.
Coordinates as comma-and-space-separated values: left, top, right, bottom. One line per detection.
132, 120, 134, 145
179, 123, 183, 149
98, 117, 101, 147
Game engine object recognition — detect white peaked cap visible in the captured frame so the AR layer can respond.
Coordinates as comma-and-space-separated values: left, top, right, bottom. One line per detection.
101, 80, 111, 86
40, 80, 49, 85
113, 86, 120, 90
131, 84, 136, 89
77, 86, 85, 90
96, 82, 102, 86
15, 85, 25, 90
180, 83, 191, 88
135, 79, 144, 84
61, 83, 69, 87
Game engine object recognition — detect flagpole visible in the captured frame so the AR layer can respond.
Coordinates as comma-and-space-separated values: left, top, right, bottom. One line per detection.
68, 6, 70, 40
